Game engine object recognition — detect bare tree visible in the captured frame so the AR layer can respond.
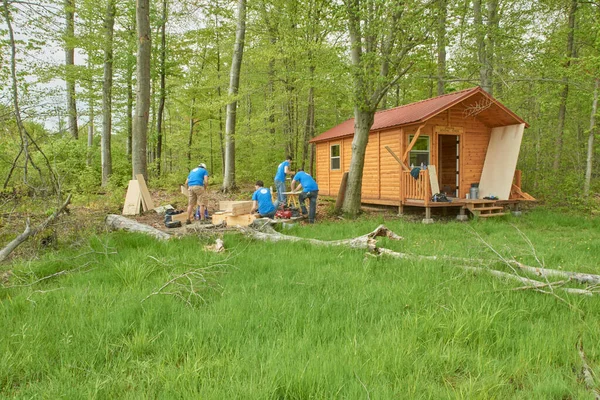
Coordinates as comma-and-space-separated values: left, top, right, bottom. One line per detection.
132, 0, 151, 180
65, 0, 78, 139
222, 0, 247, 191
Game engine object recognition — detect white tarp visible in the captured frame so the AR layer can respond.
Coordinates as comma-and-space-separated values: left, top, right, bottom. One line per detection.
478, 123, 525, 200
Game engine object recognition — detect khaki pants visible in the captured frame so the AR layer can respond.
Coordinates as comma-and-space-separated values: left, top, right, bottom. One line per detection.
188, 185, 207, 207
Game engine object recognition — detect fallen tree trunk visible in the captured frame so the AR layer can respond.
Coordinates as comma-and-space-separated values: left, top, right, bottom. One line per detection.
460, 265, 594, 296
375, 247, 600, 287
0, 194, 72, 263
105, 214, 171, 241
513, 262, 600, 286
239, 224, 402, 251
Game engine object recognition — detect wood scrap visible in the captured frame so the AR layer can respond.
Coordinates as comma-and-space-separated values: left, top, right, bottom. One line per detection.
0, 194, 72, 263
205, 238, 225, 253
105, 214, 171, 241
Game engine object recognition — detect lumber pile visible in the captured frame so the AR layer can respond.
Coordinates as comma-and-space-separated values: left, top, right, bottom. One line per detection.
212, 201, 256, 227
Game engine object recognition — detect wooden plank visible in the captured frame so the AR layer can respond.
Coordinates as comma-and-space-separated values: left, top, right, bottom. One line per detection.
218, 200, 252, 212
171, 212, 189, 223
211, 212, 231, 225
428, 165, 440, 194
225, 214, 256, 227
384, 146, 410, 171
135, 174, 155, 211
122, 180, 142, 216
230, 201, 253, 216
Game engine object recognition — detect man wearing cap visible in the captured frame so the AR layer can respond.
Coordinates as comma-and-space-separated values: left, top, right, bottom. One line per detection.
274, 156, 294, 205
250, 180, 278, 218
185, 163, 209, 224
291, 169, 319, 223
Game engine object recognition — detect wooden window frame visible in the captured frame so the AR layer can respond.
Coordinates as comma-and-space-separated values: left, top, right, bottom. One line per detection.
330, 144, 341, 170
408, 134, 430, 167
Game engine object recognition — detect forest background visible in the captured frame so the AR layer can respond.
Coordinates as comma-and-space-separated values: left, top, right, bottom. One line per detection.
1, 0, 599, 211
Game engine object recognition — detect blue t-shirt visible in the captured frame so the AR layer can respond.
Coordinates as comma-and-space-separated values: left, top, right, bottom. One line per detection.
188, 167, 209, 186
292, 171, 318, 192
252, 187, 275, 215
275, 160, 290, 182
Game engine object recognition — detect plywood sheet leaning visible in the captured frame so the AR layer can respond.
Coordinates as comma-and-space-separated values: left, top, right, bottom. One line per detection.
428, 165, 440, 194
478, 123, 525, 200
135, 174, 155, 211
122, 180, 143, 216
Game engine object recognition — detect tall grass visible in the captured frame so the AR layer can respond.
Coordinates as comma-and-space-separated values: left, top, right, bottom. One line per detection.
1, 208, 599, 398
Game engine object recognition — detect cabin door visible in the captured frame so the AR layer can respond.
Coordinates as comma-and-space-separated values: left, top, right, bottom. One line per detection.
438, 134, 460, 197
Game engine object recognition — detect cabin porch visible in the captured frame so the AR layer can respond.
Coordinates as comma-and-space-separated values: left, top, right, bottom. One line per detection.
398, 167, 534, 222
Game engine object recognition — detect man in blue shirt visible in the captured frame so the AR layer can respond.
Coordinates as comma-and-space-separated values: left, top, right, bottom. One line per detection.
291, 169, 319, 223
274, 156, 293, 205
184, 163, 209, 224
250, 180, 278, 218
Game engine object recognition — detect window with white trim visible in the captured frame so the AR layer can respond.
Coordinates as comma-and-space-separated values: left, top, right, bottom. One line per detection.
408, 135, 430, 167
330, 144, 341, 170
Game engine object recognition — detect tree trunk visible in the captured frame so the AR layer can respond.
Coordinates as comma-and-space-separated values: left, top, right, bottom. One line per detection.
105, 215, 171, 241
133, 0, 151, 180
126, 20, 135, 160
553, 0, 578, 171
473, 0, 491, 93
485, 0, 498, 96
187, 97, 196, 169
156, 0, 167, 177
86, 64, 94, 167
65, 0, 78, 139
126, 61, 133, 159
436, 0, 447, 95
302, 83, 315, 170
222, 0, 246, 192
214, 13, 225, 174
584, 78, 599, 197
101, 0, 115, 187
342, 110, 375, 215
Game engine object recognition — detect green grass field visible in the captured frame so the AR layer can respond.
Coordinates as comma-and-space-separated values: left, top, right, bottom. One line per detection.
1, 209, 600, 398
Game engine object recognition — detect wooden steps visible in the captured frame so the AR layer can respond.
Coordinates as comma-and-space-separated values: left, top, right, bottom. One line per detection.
464, 201, 506, 218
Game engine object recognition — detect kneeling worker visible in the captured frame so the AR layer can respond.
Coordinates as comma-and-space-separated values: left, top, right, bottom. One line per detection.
251, 181, 278, 218
291, 169, 319, 223
185, 163, 209, 224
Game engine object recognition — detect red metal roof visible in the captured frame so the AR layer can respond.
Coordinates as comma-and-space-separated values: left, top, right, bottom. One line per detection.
310, 87, 528, 143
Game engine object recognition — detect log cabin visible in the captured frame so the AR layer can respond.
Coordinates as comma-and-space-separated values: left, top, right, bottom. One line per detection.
309, 87, 534, 221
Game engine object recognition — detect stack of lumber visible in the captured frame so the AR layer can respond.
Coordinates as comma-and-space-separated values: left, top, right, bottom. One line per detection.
212, 201, 256, 226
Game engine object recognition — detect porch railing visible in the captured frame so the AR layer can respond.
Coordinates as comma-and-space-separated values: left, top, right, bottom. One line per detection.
402, 169, 431, 205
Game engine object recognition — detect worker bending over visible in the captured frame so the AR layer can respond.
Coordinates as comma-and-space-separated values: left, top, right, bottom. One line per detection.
291, 169, 319, 223
251, 181, 278, 218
